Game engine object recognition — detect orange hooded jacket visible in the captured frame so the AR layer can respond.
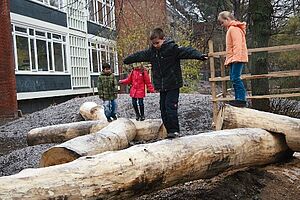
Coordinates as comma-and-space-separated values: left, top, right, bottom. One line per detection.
225, 20, 248, 66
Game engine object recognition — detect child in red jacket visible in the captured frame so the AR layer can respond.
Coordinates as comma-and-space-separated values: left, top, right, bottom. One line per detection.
119, 64, 155, 121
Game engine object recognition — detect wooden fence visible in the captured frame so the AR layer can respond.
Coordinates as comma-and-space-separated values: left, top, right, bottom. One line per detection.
208, 40, 300, 128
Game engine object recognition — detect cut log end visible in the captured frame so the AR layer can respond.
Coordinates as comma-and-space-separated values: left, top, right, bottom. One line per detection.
40, 147, 80, 167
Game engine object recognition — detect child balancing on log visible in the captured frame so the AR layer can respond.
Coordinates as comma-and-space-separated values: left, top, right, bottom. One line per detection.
119, 63, 155, 121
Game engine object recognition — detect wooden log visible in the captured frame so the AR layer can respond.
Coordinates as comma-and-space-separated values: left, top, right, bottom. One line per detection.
40, 119, 166, 167
217, 104, 300, 152
131, 119, 167, 141
27, 120, 109, 146
40, 118, 136, 167
79, 102, 106, 120
0, 128, 292, 199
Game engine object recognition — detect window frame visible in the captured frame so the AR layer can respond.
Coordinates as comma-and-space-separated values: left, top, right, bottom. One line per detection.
12, 24, 68, 74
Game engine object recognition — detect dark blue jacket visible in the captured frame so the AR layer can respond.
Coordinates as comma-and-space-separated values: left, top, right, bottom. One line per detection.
123, 39, 204, 91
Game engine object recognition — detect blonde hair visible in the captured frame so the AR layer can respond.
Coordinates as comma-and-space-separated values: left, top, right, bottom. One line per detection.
218, 11, 235, 21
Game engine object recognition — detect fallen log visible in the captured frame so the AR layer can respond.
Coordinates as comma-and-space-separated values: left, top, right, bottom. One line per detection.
0, 128, 292, 199
40, 118, 136, 167
40, 119, 166, 167
216, 104, 300, 151
27, 120, 109, 146
79, 101, 106, 120
131, 119, 167, 141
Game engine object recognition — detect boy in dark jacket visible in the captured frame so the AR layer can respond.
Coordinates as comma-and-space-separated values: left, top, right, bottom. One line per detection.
97, 63, 118, 122
123, 28, 207, 138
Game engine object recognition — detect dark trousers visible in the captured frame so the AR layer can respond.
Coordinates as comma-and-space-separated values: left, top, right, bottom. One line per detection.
132, 98, 144, 117
160, 88, 180, 133
132, 98, 144, 107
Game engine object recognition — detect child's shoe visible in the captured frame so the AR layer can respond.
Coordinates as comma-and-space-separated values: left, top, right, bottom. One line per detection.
167, 132, 179, 139
112, 115, 117, 120
107, 118, 113, 122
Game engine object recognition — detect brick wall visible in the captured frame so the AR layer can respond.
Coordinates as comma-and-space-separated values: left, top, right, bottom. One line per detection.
0, 0, 18, 118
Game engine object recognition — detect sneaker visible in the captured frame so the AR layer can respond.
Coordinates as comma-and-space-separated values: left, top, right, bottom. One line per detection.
140, 116, 145, 121
136, 116, 140, 121
228, 100, 247, 108
107, 118, 113, 122
167, 132, 179, 139
112, 115, 117, 120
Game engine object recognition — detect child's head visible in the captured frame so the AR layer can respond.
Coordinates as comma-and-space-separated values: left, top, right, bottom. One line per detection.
132, 63, 143, 69
218, 11, 235, 28
102, 63, 111, 74
149, 28, 165, 49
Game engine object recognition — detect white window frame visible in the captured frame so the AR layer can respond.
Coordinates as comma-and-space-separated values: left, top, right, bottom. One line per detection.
88, 40, 118, 75
88, 0, 116, 29
12, 24, 68, 75
30, 0, 65, 11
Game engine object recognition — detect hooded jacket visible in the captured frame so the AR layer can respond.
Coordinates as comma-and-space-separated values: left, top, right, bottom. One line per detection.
97, 72, 118, 101
123, 39, 204, 91
225, 21, 248, 66
119, 68, 155, 98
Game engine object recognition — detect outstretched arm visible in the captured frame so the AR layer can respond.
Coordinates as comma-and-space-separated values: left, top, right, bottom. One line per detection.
119, 72, 133, 85
176, 45, 207, 61
123, 49, 151, 64
143, 70, 155, 93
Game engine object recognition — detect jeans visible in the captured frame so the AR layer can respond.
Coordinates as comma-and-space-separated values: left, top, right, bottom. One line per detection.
103, 99, 117, 119
160, 88, 180, 133
230, 63, 246, 101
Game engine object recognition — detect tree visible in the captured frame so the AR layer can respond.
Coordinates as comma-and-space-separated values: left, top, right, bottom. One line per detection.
248, 0, 273, 112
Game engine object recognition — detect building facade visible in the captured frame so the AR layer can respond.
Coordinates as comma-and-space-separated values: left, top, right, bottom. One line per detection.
9, 0, 118, 112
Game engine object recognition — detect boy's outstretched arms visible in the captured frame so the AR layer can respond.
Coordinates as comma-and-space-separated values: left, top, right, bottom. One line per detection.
123, 49, 151, 64
176, 45, 208, 61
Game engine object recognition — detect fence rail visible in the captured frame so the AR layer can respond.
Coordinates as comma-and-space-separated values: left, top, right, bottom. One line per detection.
208, 40, 300, 128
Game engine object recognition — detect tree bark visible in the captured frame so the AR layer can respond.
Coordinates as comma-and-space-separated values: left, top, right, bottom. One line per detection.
39, 119, 166, 167
217, 104, 300, 151
131, 119, 167, 141
0, 128, 291, 199
249, 0, 273, 112
79, 102, 106, 120
40, 118, 136, 167
27, 120, 109, 146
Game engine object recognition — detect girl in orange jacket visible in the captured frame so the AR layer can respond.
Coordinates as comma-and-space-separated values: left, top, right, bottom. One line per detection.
218, 11, 248, 107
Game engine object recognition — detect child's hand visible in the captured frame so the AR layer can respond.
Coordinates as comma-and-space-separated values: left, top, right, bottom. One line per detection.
118, 80, 122, 84
200, 54, 208, 61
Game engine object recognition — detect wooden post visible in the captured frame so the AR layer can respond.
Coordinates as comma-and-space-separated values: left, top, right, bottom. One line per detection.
208, 40, 218, 129
220, 56, 227, 98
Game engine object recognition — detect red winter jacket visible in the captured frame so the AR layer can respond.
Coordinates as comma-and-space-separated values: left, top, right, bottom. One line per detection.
120, 68, 155, 98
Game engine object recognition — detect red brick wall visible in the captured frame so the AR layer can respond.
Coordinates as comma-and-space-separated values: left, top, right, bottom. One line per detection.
0, 0, 18, 118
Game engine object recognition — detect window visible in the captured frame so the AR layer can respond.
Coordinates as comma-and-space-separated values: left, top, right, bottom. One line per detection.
67, 0, 86, 31
16, 35, 30, 71
69, 35, 89, 88
32, 0, 63, 9
12, 25, 67, 73
88, 0, 115, 29
88, 41, 118, 74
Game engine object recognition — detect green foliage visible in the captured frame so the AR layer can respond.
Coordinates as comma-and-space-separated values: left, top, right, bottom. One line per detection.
269, 16, 300, 89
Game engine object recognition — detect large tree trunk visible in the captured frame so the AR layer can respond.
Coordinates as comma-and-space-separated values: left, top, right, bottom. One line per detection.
79, 102, 106, 120
0, 128, 291, 199
40, 119, 166, 167
40, 118, 136, 167
27, 120, 109, 146
216, 105, 300, 151
249, 0, 273, 112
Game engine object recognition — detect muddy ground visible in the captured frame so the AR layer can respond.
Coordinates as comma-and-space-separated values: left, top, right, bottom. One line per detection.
0, 93, 299, 199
